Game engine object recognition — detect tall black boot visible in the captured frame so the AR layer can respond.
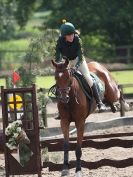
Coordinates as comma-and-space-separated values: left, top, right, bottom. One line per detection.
91, 82, 106, 113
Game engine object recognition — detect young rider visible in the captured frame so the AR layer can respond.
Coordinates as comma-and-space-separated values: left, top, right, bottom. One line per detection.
54, 20, 106, 117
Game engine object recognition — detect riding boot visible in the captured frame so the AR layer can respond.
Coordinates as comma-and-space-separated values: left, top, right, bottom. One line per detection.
91, 82, 106, 113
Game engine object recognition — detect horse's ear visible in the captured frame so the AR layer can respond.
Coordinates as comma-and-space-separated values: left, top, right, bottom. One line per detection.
64, 58, 69, 67
51, 60, 57, 67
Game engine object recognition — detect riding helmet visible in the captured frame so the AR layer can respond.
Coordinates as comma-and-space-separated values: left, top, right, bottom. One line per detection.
60, 19, 76, 36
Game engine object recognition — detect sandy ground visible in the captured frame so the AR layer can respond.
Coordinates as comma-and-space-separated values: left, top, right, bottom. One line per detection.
0, 102, 133, 177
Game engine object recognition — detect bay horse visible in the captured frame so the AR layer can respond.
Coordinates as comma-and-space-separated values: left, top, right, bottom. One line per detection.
51, 59, 127, 177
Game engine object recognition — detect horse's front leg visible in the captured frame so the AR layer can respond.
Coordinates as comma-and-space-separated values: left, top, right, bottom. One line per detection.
75, 121, 85, 177
75, 145, 82, 176
61, 119, 70, 176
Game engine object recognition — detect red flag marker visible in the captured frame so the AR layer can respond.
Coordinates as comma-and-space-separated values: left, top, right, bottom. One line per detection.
12, 71, 20, 85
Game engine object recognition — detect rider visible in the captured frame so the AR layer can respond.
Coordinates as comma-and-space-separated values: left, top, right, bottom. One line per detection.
54, 20, 106, 117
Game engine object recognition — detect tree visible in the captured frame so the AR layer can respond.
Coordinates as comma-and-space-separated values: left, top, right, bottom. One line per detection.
23, 29, 59, 70
0, 0, 38, 39
45, 0, 133, 45
15, 0, 37, 29
0, 0, 16, 39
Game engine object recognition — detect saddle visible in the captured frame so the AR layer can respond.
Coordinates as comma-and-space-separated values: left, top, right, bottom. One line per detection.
73, 70, 105, 102
48, 70, 105, 104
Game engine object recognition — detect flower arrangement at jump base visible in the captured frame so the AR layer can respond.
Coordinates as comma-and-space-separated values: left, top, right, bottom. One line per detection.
5, 120, 30, 150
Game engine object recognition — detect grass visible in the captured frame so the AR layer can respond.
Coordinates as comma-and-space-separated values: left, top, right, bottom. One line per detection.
0, 11, 48, 70
0, 39, 30, 69
36, 76, 55, 89
0, 76, 55, 89
0, 78, 6, 87
0, 70, 132, 94
112, 70, 133, 84
27, 11, 51, 29
0, 39, 29, 51
112, 70, 133, 93
29, 70, 133, 94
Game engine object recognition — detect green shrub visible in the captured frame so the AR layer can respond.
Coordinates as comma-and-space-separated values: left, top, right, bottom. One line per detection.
82, 34, 116, 63
0, 39, 29, 69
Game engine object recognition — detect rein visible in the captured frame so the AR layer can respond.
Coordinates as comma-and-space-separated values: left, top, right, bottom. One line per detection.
48, 68, 79, 103
56, 86, 71, 103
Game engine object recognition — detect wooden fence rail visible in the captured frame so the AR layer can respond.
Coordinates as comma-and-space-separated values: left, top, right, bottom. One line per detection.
119, 84, 133, 116
42, 132, 133, 171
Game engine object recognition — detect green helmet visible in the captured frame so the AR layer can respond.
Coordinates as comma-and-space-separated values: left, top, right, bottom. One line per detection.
60, 21, 75, 36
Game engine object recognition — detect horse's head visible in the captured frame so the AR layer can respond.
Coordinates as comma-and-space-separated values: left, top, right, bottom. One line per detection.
51, 59, 72, 103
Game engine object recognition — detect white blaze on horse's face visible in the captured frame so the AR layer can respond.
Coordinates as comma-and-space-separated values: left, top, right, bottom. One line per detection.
59, 72, 63, 78
56, 70, 71, 103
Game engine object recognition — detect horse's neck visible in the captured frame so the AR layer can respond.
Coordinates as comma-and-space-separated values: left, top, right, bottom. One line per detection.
70, 76, 84, 102
71, 77, 80, 91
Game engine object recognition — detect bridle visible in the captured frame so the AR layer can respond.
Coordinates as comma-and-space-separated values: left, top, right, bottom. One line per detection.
55, 68, 72, 103
48, 67, 79, 104
56, 87, 71, 103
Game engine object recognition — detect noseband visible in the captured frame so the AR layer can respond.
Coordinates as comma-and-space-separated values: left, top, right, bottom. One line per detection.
48, 68, 79, 104
56, 87, 71, 103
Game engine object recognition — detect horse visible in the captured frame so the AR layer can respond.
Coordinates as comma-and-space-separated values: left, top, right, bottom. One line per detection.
51, 59, 127, 177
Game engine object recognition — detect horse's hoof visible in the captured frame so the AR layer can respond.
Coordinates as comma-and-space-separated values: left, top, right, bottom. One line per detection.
76, 171, 82, 177
111, 105, 117, 113
61, 169, 69, 176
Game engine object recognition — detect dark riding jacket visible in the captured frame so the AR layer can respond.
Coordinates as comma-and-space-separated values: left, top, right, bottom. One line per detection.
54, 34, 85, 68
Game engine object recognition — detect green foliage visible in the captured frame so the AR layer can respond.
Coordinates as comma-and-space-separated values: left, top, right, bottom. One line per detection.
6, 76, 12, 88
0, 0, 38, 40
0, 27, 59, 70
23, 29, 59, 68
17, 67, 36, 87
37, 89, 49, 127
15, 0, 36, 29
0, 39, 29, 69
45, 0, 133, 46
0, 39, 29, 51
40, 0, 60, 11
82, 34, 115, 62
27, 11, 51, 30
6, 67, 36, 88
0, 0, 16, 39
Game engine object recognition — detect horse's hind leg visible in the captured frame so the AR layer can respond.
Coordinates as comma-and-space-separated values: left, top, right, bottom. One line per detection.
103, 99, 117, 113
61, 120, 70, 176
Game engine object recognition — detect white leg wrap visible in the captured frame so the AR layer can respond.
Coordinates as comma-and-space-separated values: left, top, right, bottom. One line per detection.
78, 60, 93, 87
76, 171, 82, 177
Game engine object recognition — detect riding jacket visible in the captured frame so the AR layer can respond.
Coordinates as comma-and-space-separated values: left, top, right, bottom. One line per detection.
54, 34, 85, 68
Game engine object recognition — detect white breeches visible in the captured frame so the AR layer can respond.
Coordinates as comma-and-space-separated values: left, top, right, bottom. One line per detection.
69, 59, 94, 87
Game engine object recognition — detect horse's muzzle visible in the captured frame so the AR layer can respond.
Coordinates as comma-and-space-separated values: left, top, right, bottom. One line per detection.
56, 87, 70, 103
58, 95, 70, 103
64, 95, 70, 103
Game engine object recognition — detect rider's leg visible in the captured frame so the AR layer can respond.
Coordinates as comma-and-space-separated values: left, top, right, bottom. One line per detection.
78, 59, 106, 112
